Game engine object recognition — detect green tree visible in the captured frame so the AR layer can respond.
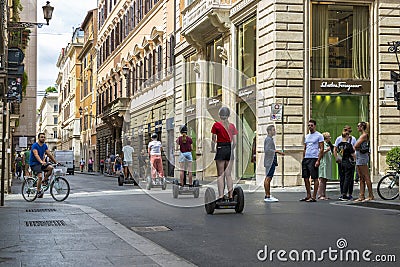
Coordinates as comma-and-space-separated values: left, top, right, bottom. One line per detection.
45, 86, 57, 93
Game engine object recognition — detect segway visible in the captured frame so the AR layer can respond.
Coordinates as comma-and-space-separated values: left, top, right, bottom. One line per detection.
118, 163, 139, 186
204, 186, 244, 214
145, 161, 167, 190
172, 171, 200, 198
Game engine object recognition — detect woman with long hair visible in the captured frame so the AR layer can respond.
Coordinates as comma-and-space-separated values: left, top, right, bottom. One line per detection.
211, 107, 238, 201
354, 122, 374, 201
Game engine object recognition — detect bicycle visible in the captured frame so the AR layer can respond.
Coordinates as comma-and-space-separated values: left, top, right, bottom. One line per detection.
377, 162, 399, 200
21, 163, 70, 202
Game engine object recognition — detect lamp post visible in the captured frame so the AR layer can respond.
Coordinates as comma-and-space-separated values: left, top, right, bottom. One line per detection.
1, 1, 54, 206
122, 65, 130, 98
7, 1, 54, 29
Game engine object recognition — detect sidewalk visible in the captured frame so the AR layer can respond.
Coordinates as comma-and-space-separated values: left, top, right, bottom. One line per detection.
1, 185, 195, 266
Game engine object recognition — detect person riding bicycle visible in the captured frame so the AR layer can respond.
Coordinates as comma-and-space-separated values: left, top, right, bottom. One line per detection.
148, 133, 164, 181
30, 132, 58, 198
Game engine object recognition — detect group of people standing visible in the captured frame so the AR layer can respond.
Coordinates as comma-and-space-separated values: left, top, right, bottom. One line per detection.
298, 120, 374, 203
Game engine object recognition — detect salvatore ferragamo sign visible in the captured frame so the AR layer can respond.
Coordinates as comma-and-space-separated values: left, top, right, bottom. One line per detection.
311, 80, 370, 93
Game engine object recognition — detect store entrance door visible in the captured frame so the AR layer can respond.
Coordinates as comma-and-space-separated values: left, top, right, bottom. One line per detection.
311, 95, 369, 180
237, 101, 256, 180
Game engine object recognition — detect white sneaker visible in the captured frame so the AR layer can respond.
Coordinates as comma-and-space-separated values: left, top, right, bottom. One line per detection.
264, 196, 279, 202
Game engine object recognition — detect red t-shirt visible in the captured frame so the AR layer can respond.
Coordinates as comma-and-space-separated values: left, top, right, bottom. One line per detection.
211, 121, 238, 143
176, 136, 193, 152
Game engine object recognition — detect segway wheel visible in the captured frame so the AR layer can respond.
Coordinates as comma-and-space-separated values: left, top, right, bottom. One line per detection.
233, 187, 244, 213
173, 184, 179, 198
162, 178, 167, 190
204, 187, 216, 214
194, 187, 200, 198
146, 176, 152, 190
118, 173, 124, 186
193, 180, 200, 187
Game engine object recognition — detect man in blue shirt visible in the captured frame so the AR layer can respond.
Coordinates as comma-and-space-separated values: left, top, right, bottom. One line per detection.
30, 133, 58, 198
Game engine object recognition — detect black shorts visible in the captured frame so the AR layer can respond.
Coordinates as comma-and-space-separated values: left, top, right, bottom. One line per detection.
215, 143, 233, 161
30, 164, 42, 175
302, 158, 319, 179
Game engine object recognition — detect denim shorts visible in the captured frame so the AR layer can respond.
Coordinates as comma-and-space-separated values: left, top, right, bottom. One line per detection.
179, 152, 193, 163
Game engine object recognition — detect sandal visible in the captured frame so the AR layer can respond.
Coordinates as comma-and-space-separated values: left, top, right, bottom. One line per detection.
354, 198, 365, 202
306, 198, 316, 202
363, 197, 374, 202
299, 197, 310, 202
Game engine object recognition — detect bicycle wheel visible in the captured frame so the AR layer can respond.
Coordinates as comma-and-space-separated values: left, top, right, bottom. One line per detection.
377, 173, 399, 200
22, 178, 38, 202
50, 177, 70, 202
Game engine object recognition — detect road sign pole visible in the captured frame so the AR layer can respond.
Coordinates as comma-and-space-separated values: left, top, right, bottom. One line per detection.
281, 98, 284, 188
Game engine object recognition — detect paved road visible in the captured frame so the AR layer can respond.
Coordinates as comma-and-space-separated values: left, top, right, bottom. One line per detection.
9, 173, 400, 266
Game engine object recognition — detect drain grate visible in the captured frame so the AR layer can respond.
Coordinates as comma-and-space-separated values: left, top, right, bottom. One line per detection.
131, 226, 171, 232
26, 208, 57, 212
25, 220, 66, 227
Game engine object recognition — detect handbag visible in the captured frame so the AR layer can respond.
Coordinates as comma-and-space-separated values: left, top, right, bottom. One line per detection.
359, 141, 369, 154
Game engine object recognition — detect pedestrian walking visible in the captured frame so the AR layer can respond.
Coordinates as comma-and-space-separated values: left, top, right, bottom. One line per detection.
22, 146, 31, 176
263, 125, 284, 202
354, 122, 374, 202
110, 154, 116, 175
15, 153, 23, 179
148, 133, 165, 180
80, 158, 85, 172
300, 119, 324, 202
176, 125, 193, 186
336, 131, 356, 200
88, 157, 93, 172
114, 154, 122, 174
317, 132, 333, 200
211, 107, 238, 201
100, 159, 105, 174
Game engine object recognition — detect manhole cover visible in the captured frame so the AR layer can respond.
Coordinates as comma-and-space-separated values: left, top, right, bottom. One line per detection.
348, 201, 400, 211
25, 220, 66, 227
131, 226, 171, 232
26, 209, 56, 212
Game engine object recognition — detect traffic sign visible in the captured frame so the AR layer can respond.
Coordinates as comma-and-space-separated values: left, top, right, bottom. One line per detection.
271, 103, 282, 121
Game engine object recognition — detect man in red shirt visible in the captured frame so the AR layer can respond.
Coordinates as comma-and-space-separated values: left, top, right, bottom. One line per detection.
211, 107, 238, 201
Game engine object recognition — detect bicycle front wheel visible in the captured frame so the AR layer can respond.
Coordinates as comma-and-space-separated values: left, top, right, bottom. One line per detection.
50, 177, 70, 202
22, 178, 38, 202
377, 174, 399, 200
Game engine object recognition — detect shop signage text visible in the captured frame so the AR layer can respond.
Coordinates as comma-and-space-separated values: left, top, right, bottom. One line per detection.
320, 81, 362, 91
230, 0, 254, 16
238, 89, 254, 98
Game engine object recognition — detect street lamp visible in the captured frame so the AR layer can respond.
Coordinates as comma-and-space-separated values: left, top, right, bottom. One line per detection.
8, 1, 54, 29
122, 65, 131, 98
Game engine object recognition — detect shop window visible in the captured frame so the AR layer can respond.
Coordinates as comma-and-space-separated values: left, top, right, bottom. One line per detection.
311, 4, 370, 79
185, 54, 197, 105
237, 16, 256, 89
206, 38, 223, 98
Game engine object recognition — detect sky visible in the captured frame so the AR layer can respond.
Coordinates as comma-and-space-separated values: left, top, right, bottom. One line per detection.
37, 0, 97, 107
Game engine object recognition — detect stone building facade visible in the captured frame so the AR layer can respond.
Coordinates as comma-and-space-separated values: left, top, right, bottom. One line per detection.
173, 0, 400, 186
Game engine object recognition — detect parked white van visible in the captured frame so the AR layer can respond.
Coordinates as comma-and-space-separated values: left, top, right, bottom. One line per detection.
54, 150, 75, 175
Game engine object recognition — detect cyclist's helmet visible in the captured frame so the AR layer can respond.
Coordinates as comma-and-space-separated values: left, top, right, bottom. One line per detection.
180, 125, 188, 134
218, 106, 230, 119
151, 133, 158, 139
